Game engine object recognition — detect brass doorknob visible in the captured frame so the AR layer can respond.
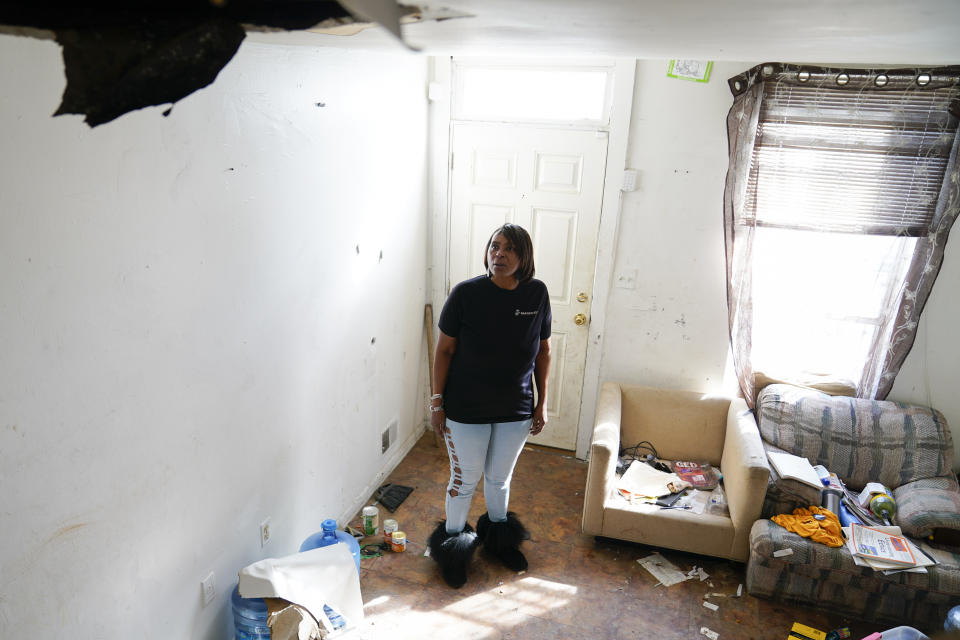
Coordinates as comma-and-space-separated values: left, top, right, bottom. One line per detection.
574, 313, 587, 326
576, 292, 588, 303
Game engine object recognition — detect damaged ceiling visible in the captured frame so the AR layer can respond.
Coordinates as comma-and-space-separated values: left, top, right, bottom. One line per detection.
1, 0, 959, 127
0, 0, 416, 126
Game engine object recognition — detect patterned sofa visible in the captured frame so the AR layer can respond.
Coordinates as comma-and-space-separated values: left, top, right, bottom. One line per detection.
746, 383, 960, 630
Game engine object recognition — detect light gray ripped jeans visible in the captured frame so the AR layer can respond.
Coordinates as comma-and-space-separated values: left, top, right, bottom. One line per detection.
442, 418, 531, 534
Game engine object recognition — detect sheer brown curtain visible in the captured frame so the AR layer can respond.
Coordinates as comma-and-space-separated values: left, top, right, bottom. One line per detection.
723, 63, 960, 407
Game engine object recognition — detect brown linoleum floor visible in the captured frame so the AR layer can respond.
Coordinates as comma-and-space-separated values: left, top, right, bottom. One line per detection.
347, 432, 890, 640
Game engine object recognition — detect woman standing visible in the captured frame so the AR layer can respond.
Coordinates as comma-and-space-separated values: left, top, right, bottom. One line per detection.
427, 223, 552, 588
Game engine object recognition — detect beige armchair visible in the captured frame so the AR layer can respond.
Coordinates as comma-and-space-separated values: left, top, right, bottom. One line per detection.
582, 382, 770, 561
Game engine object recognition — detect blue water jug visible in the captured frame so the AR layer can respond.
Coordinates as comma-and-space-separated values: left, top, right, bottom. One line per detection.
299, 518, 362, 572
946, 604, 960, 631
231, 584, 270, 640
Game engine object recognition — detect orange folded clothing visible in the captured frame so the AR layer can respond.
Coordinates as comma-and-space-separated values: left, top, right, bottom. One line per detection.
770, 506, 844, 548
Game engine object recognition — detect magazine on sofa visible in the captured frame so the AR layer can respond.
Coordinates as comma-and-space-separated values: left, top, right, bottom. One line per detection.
670, 461, 719, 490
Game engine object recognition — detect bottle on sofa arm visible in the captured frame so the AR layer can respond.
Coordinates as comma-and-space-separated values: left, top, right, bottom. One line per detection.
707, 484, 727, 516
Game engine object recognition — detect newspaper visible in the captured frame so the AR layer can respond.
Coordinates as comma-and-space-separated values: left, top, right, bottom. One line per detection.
842, 525, 935, 574
849, 523, 916, 565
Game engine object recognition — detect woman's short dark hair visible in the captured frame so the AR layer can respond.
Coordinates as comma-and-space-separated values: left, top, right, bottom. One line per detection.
483, 223, 535, 283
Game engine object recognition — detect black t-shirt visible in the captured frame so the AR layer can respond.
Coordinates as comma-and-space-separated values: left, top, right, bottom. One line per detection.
438, 275, 552, 423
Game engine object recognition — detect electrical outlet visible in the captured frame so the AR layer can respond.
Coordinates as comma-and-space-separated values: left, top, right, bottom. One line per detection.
260, 517, 272, 548
201, 571, 216, 607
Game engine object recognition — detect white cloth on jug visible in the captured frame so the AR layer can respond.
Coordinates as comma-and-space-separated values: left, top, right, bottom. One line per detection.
239, 543, 363, 630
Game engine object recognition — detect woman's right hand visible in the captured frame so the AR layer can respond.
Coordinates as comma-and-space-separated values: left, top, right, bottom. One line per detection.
431, 408, 446, 440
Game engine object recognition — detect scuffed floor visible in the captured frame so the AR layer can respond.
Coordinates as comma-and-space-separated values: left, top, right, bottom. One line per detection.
348, 432, 887, 640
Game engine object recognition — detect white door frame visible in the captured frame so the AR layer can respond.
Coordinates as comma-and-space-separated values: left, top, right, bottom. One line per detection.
427, 56, 636, 460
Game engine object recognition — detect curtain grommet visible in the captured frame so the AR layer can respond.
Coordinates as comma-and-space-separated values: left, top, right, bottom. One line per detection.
917, 73, 931, 86
836, 73, 850, 86
798, 71, 810, 83
875, 74, 889, 87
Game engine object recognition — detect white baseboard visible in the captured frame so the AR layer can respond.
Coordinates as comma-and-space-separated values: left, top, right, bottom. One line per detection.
339, 422, 429, 526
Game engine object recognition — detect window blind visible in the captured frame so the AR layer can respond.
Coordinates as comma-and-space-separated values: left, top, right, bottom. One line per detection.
744, 82, 960, 236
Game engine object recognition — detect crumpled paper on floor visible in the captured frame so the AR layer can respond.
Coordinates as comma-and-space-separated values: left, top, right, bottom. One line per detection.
637, 552, 691, 586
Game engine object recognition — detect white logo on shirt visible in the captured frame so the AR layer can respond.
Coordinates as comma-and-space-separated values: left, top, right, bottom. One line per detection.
515, 309, 538, 316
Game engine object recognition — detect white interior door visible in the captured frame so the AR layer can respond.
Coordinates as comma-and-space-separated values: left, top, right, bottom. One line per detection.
448, 122, 608, 450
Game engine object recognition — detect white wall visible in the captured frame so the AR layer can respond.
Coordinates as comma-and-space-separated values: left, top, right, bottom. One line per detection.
599, 59, 960, 464
600, 60, 744, 393
0, 35, 429, 638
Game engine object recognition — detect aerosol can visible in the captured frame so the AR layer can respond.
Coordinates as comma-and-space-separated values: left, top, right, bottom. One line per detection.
869, 490, 897, 525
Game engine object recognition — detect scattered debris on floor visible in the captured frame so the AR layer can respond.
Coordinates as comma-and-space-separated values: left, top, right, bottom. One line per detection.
825, 626, 851, 640
637, 552, 690, 586
774, 547, 794, 557
689, 566, 710, 581
737, 583, 743, 597
700, 626, 719, 639
361, 544, 386, 559
703, 600, 719, 611
344, 525, 361, 539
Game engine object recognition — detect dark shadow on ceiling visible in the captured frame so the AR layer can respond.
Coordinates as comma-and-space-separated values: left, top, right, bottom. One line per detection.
0, 1, 356, 126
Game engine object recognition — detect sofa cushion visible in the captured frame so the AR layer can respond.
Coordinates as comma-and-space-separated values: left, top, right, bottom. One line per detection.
895, 476, 960, 538
620, 386, 729, 465
747, 519, 960, 630
760, 443, 823, 518
757, 384, 953, 490
602, 503, 736, 560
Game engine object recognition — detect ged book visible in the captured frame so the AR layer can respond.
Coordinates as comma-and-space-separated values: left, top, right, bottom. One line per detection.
671, 461, 718, 490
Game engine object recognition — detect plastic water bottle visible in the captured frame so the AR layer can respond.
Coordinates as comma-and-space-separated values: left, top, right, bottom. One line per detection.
231, 584, 270, 640
707, 485, 727, 515
299, 518, 362, 572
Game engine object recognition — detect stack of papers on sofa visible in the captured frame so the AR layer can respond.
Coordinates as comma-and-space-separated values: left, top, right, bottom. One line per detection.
616, 460, 691, 501
842, 524, 936, 575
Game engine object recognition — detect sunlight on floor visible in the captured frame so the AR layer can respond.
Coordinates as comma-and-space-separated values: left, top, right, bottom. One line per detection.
360, 577, 578, 639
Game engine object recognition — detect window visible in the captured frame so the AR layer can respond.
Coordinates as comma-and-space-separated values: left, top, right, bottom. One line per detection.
751, 228, 915, 386
452, 60, 613, 125
724, 63, 960, 404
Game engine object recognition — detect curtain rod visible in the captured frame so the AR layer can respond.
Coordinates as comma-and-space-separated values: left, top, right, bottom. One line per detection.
728, 62, 960, 97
